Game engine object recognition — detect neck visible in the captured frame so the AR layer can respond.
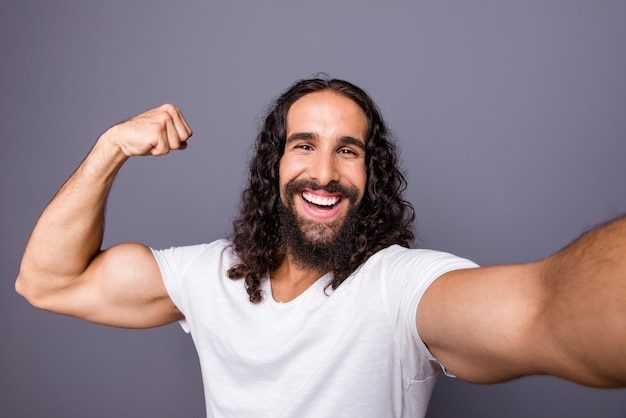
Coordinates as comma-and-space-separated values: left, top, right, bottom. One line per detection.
270, 251, 327, 303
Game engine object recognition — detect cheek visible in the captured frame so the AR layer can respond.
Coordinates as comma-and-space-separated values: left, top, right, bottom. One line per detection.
278, 162, 286, 201
278, 157, 294, 202
278, 155, 295, 181
354, 164, 367, 198
278, 155, 307, 187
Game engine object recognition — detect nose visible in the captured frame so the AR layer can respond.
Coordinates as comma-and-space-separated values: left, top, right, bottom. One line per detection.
308, 150, 340, 186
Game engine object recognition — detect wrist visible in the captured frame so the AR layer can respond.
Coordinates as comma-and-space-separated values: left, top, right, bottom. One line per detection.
80, 133, 129, 182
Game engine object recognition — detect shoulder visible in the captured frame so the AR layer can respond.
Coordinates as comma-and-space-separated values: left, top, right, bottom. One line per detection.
358, 245, 478, 315
151, 239, 233, 261
151, 239, 245, 306
364, 244, 478, 277
150, 239, 238, 276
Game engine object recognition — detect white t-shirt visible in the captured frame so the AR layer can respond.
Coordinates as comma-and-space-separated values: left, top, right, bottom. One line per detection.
152, 240, 477, 418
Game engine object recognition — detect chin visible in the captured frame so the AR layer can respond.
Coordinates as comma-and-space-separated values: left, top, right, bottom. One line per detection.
298, 219, 340, 245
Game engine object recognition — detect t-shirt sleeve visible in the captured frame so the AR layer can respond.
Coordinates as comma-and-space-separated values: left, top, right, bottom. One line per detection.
150, 241, 228, 333
378, 246, 479, 378
151, 245, 191, 332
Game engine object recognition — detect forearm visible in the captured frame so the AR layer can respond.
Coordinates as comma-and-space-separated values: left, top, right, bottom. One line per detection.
538, 215, 626, 386
17, 136, 128, 301
16, 104, 191, 326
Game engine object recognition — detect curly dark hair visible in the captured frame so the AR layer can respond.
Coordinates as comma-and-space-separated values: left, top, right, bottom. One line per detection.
227, 77, 415, 303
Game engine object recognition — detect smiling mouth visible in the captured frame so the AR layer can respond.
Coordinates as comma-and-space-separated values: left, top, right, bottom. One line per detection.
302, 191, 342, 208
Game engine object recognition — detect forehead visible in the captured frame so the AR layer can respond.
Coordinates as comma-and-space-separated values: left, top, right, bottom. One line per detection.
286, 91, 368, 139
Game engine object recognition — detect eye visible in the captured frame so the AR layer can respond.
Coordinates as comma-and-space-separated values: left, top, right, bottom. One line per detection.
338, 147, 360, 157
294, 143, 313, 151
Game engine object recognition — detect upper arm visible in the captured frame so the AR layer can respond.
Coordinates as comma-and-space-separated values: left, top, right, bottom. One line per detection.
416, 262, 548, 383
24, 242, 183, 328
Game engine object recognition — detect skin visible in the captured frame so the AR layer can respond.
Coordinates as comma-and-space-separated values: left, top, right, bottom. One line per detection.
15, 104, 189, 328
419, 230, 626, 386
16, 94, 626, 387
273, 91, 368, 302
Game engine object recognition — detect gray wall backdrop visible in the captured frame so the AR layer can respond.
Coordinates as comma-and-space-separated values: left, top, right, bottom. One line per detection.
2, 1, 625, 417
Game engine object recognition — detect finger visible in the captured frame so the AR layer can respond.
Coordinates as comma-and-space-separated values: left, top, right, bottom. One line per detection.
150, 131, 171, 156
149, 117, 173, 156
160, 103, 192, 141
125, 104, 189, 156
165, 115, 185, 151
174, 106, 193, 138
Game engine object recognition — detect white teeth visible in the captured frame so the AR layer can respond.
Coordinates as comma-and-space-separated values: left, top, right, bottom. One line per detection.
302, 191, 340, 207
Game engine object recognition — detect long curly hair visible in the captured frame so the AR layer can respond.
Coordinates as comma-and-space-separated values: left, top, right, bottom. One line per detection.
227, 77, 415, 303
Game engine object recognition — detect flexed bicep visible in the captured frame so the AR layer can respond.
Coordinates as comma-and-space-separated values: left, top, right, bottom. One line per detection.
36, 243, 183, 328
16, 104, 189, 328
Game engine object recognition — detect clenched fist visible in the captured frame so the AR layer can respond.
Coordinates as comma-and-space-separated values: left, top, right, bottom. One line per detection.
100, 103, 193, 157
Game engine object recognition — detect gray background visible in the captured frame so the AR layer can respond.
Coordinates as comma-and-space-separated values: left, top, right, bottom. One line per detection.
1, 1, 625, 417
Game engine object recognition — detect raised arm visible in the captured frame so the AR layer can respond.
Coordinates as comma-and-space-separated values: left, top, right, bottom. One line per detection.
16, 104, 192, 328
417, 215, 626, 387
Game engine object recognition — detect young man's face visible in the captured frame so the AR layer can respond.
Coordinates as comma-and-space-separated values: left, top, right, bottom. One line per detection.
279, 90, 368, 246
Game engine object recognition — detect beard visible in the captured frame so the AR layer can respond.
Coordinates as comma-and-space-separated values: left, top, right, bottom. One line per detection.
277, 179, 362, 273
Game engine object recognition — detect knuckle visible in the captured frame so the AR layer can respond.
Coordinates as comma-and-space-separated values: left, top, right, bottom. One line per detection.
152, 146, 170, 156
154, 112, 172, 124
160, 103, 177, 113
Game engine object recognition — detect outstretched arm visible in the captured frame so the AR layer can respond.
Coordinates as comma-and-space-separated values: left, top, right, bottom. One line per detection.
417, 215, 626, 387
16, 104, 192, 328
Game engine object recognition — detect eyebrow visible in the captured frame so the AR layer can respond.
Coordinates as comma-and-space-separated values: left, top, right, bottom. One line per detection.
286, 132, 366, 152
285, 132, 317, 144
339, 136, 367, 152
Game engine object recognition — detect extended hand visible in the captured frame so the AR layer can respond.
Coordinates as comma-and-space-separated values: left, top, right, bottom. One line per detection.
101, 103, 193, 157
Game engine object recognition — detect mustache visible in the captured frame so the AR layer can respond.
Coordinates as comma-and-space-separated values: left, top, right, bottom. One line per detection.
283, 179, 360, 202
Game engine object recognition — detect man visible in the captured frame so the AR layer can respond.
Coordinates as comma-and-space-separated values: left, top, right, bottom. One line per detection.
16, 78, 626, 417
